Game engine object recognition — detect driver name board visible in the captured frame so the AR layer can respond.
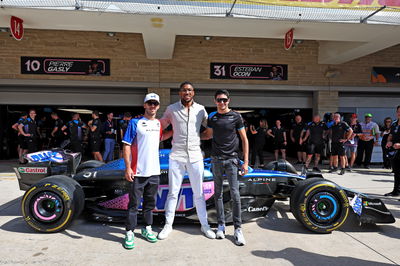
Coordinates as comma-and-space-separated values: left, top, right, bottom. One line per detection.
210, 63, 288, 80
21, 57, 110, 76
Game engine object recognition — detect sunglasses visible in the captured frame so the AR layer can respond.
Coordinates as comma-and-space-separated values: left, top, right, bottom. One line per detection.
146, 101, 159, 106
216, 98, 229, 103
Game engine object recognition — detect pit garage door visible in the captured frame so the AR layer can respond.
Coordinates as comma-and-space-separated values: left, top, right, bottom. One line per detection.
0, 86, 146, 106
171, 89, 313, 108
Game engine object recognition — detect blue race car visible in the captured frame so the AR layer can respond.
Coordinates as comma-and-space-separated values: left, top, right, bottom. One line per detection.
15, 149, 395, 233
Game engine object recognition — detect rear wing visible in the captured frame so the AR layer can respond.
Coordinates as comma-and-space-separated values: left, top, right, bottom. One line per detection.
15, 149, 81, 190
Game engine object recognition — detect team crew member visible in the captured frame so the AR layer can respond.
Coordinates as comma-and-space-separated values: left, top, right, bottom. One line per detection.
19, 109, 40, 153
205, 89, 249, 246
249, 119, 268, 168
158, 81, 216, 240
385, 106, 400, 196
356, 113, 380, 169
62, 113, 87, 153
123, 93, 171, 249
267, 120, 287, 161
381, 117, 393, 169
50, 112, 65, 148
88, 110, 103, 161
103, 112, 116, 162
119, 112, 132, 158
300, 114, 327, 173
329, 113, 353, 175
12, 113, 28, 163
290, 115, 306, 164
344, 114, 363, 171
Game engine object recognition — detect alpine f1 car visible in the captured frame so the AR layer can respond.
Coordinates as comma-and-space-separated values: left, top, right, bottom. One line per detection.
15, 149, 395, 234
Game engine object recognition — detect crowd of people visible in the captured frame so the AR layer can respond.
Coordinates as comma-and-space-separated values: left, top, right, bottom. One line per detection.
11, 109, 134, 164
247, 111, 398, 176
9, 81, 400, 249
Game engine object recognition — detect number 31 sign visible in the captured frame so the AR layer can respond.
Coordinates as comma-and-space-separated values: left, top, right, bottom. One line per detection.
10, 16, 24, 41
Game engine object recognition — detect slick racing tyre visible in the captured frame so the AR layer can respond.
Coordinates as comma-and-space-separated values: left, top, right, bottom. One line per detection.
290, 178, 349, 234
21, 175, 85, 233
76, 160, 105, 173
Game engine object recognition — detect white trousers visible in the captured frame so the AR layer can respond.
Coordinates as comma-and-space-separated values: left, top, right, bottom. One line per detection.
164, 159, 209, 226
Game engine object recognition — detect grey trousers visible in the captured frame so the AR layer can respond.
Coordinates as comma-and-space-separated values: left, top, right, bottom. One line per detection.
211, 157, 242, 229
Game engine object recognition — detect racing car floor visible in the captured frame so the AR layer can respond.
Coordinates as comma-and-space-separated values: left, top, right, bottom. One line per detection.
0, 159, 399, 265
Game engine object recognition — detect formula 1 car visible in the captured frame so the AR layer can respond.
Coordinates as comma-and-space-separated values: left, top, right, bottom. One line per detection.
15, 149, 395, 234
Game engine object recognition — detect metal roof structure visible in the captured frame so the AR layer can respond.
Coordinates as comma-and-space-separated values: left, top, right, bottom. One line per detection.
1, 0, 400, 25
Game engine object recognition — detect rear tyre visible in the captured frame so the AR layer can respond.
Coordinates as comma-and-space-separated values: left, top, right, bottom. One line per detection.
21, 175, 84, 233
290, 178, 349, 233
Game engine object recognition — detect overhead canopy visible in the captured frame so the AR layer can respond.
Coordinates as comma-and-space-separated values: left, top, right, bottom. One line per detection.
2, 0, 400, 24
0, 0, 400, 63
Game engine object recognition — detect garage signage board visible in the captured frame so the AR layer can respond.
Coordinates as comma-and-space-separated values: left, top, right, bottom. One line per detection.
210, 63, 288, 80
371, 67, 400, 83
21, 57, 110, 76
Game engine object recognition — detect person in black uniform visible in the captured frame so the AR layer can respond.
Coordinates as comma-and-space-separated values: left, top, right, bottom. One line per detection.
50, 112, 65, 148
119, 112, 132, 158
329, 113, 353, 175
88, 110, 103, 161
385, 106, 400, 196
300, 114, 327, 173
62, 113, 87, 153
12, 112, 28, 163
290, 115, 306, 164
249, 118, 268, 168
103, 112, 117, 162
381, 117, 393, 169
268, 120, 287, 161
204, 89, 249, 245
18, 109, 40, 153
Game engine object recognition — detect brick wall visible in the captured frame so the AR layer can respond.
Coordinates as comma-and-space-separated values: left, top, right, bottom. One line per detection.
0, 29, 399, 88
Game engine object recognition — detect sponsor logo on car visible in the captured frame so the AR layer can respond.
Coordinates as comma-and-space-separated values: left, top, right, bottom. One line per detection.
18, 167, 47, 174
247, 206, 269, 212
363, 201, 382, 207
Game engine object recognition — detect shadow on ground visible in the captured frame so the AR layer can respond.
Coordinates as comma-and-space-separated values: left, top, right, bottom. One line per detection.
257, 202, 400, 241
251, 248, 394, 266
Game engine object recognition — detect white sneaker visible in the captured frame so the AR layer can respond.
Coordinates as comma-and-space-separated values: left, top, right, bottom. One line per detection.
158, 224, 173, 240
234, 228, 246, 246
216, 224, 225, 239
201, 224, 216, 239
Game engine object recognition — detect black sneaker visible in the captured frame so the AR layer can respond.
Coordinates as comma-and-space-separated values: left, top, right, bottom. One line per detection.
384, 191, 400, 197
364, 165, 370, 169
328, 167, 337, 173
339, 168, 345, 175
312, 167, 321, 173
295, 161, 302, 165
347, 166, 352, 172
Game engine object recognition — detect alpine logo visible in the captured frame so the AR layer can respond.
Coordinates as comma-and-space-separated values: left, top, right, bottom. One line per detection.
247, 206, 269, 212
18, 167, 47, 174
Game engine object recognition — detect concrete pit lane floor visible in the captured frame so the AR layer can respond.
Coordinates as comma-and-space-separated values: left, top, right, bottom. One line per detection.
0, 158, 399, 266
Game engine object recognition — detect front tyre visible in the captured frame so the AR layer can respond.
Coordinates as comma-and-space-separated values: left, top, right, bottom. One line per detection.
290, 178, 349, 233
21, 175, 84, 233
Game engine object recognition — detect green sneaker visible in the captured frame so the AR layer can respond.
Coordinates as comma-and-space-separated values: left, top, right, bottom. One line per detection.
124, 231, 135, 249
141, 226, 158, 243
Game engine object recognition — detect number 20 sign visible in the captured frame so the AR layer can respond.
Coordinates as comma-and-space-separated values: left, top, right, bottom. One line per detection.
10, 16, 24, 41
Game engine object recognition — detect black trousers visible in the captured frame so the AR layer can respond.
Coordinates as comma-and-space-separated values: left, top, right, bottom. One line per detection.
381, 142, 392, 168
126, 175, 159, 231
356, 139, 374, 166
70, 141, 82, 153
251, 144, 264, 166
26, 137, 38, 153
392, 152, 400, 193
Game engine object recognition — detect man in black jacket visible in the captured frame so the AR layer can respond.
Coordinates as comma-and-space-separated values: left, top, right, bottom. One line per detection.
385, 105, 400, 197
